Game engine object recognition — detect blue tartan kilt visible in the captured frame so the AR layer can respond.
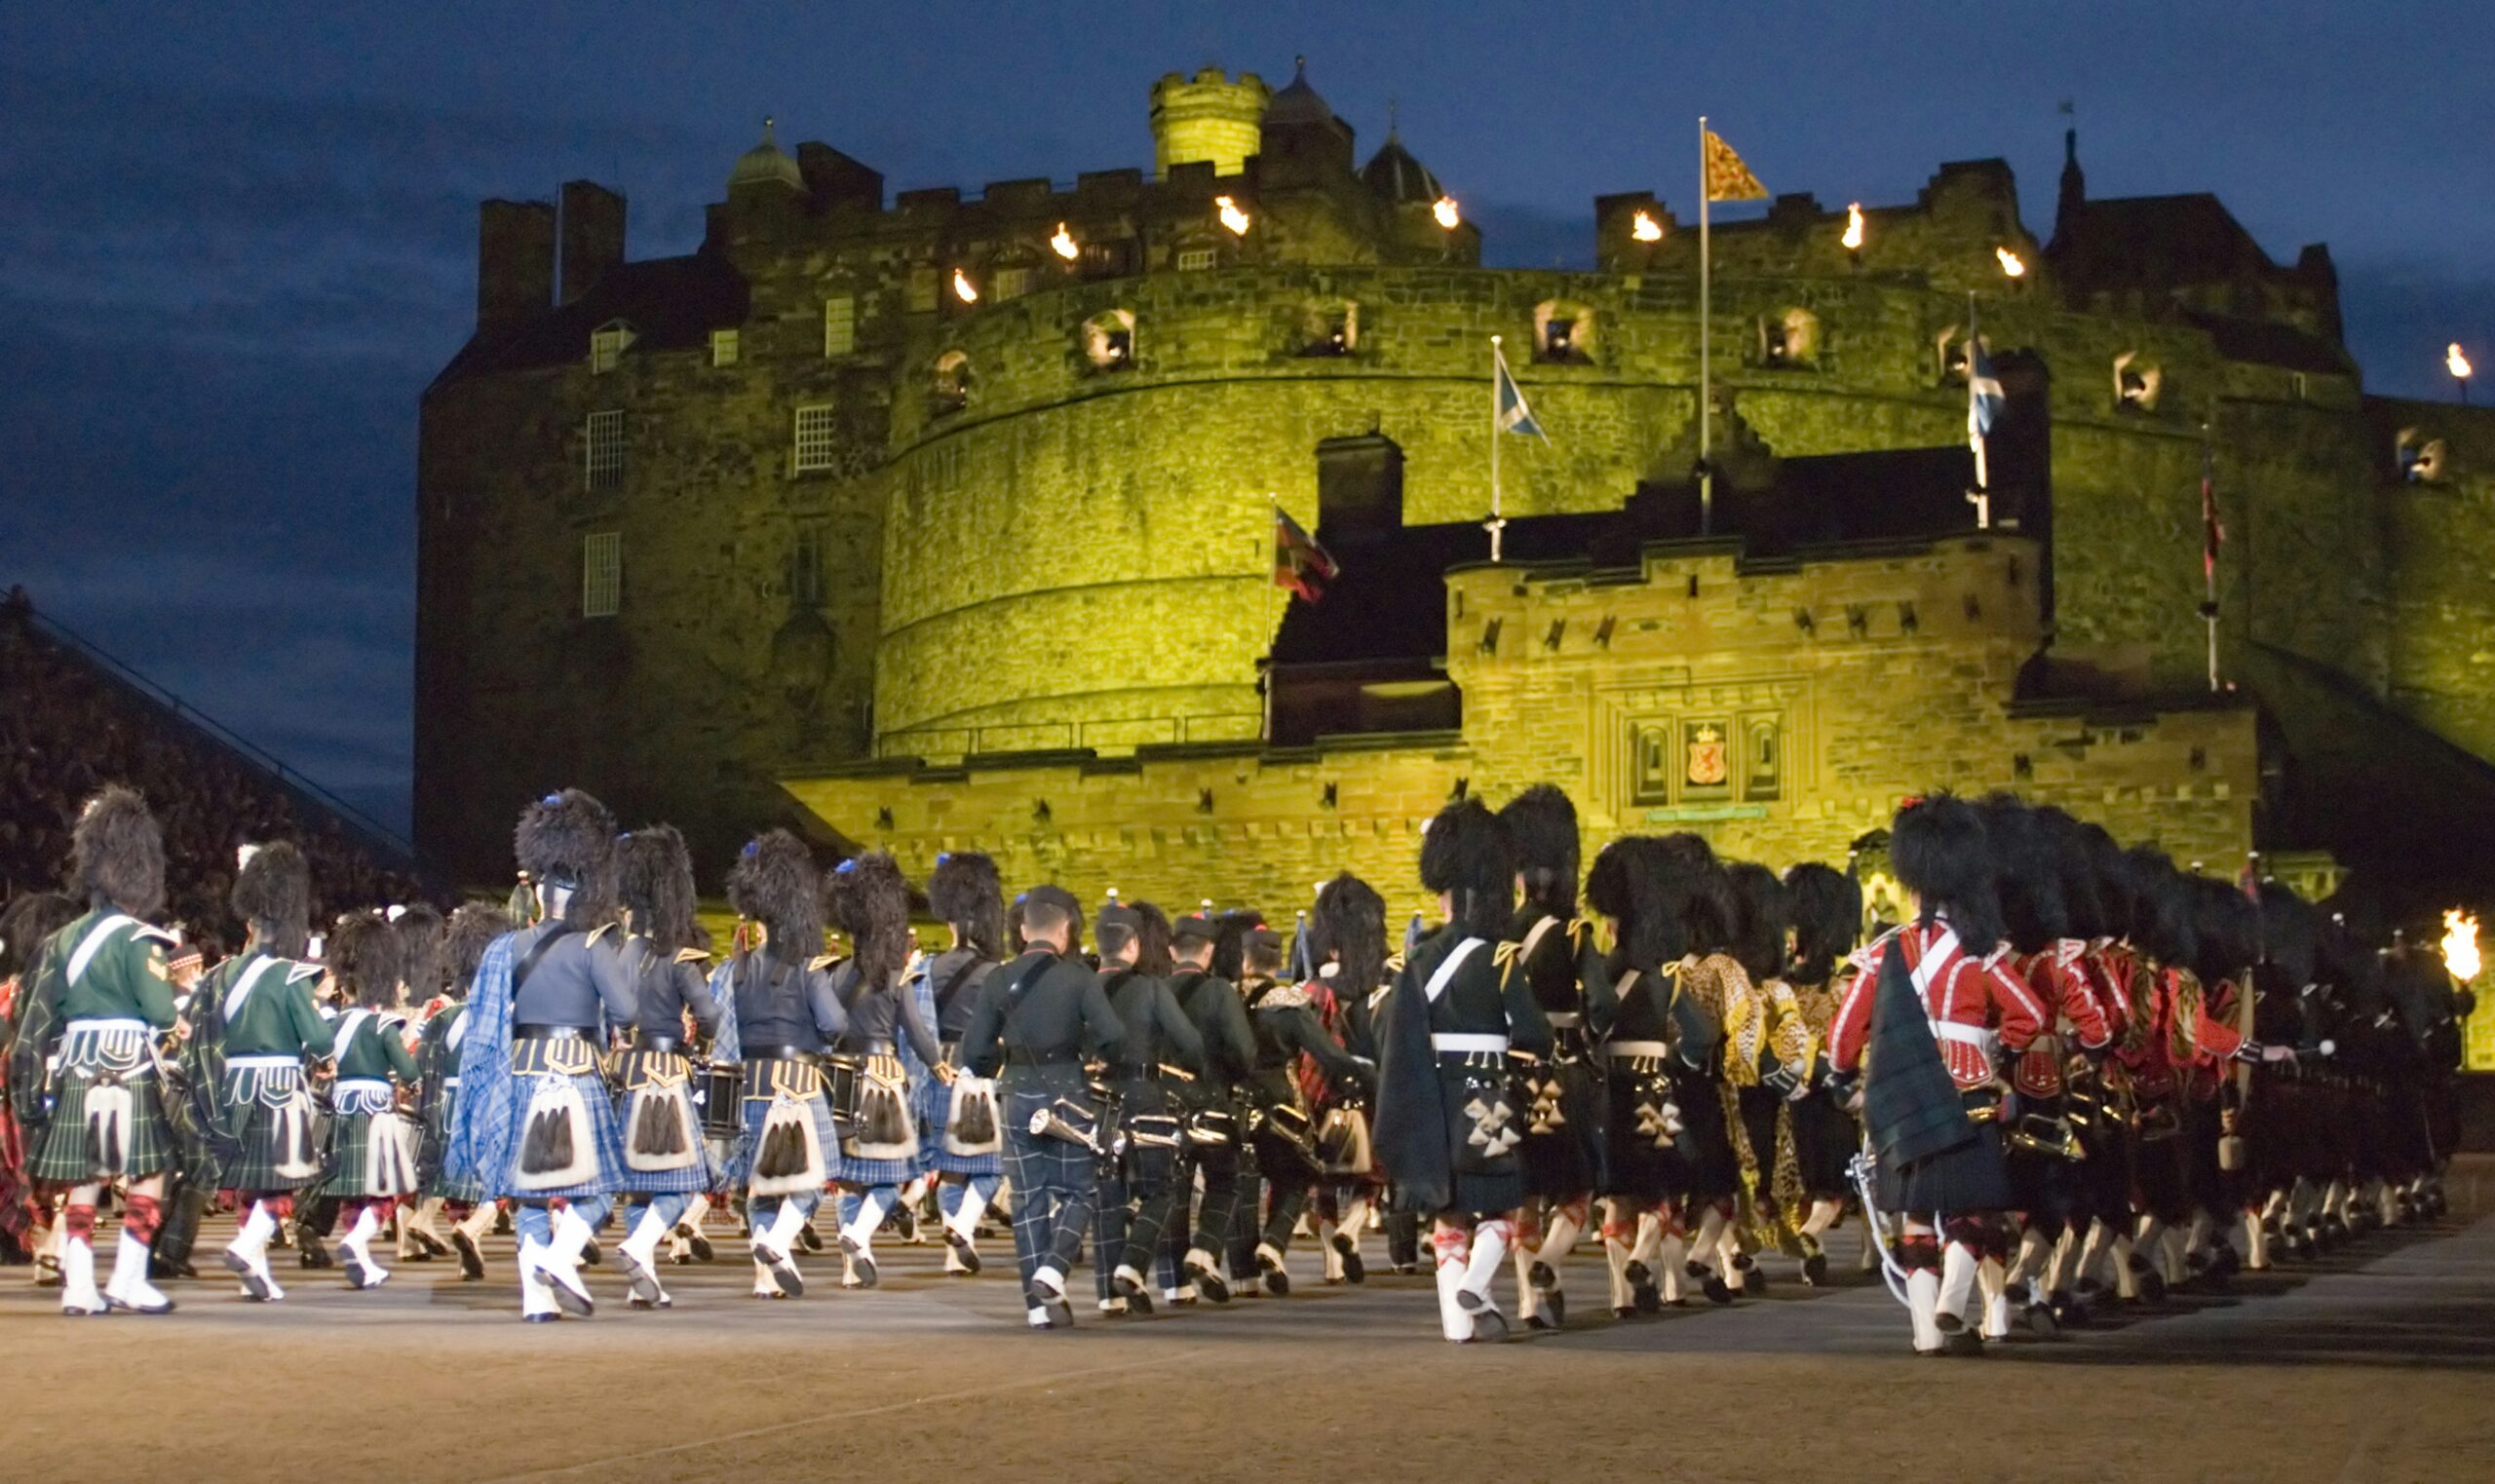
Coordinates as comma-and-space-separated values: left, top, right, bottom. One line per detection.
835, 1146, 918, 1188
723, 1086, 838, 1191
424, 1085, 485, 1203
1002, 1085, 1096, 1200
916, 1072, 1002, 1177
495, 1069, 626, 1202
612, 1055, 713, 1197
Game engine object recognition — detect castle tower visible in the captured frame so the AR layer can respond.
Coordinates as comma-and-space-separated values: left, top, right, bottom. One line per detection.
1149, 65, 1270, 179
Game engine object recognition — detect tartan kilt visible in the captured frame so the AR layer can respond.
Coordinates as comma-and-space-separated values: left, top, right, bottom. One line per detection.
219, 1063, 325, 1195
612, 1050, 713, 1196
1002, 1085, 1096, 1201
423, 1085, 484, 1203
28, 1034, 173, 1185
495, 1069, 627, 1201
326, 1085, 421, 1199
916, 1061, 1002, 1177
834, 1146, 919, 1188
726, 1080, 838, 1191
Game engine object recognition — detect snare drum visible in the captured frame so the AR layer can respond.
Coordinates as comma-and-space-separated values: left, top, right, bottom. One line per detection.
697, 1062, 743, 1140
825, 1053, 864, 1142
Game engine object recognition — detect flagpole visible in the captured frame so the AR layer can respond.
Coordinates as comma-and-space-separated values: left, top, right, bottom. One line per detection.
1698, 115, 1712, 537
1966, 289, 1990, 528
1488, 335, 1505, 563
2203, 420, 2220, 693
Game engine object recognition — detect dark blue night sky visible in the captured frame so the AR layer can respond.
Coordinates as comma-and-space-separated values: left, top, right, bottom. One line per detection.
4, 2, 2488, 835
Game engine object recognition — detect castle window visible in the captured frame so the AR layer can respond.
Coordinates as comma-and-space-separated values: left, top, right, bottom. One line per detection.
791, 404, 838, 474
789, 525, 825, 607
1937, 326, 1978, 385
1177, 247, 1215, 272
1533, 301, 1594, 364
583, 410, 625, 493
1299, 300, 1358, 358
589, 322, 633, 374
905, 266, 939, 314
1757, 308, 1819, 368
931, 351, 972, 416
1083, 309, 1136, 370
710, 328, 741, 367
1631, 722, 1673, 805
581, 532, 621, 618
2113, 351, 2161, 411
993, 266, 1033, 302
824, 296, 857, 357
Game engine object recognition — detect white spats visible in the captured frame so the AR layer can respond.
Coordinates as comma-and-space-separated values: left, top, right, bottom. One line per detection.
1434, 1253, 1474, 1342
1977, 1254, 2011, 1341
751, 1202, 808, 1299
535, 1209, 597, 1316
103, 1230, 173, 1313
1935, 1241, 1979, 1333
518, 1237, 560, 1321
338, 1205, 389, 1289
617, 1207, 671, 1308
224, 1200, 282, 1301
1907, 1267, 1944, 1355
840, 1191, 889, 1288
59, 1236, 103, 1316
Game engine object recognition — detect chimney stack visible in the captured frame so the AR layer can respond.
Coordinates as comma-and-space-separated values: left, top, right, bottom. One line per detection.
476, 199, 555, 330
558, 180, 627, 304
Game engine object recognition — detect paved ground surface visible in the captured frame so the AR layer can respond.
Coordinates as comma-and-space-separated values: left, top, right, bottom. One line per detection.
7, 1161, 2492, 1483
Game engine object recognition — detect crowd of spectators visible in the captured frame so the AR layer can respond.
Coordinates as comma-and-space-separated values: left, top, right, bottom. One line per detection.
0, 590, 427, 954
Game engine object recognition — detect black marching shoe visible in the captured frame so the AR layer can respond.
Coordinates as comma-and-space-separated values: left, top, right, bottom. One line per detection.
1527, 1261, 1564, 1329
452, 1230, 485, 1282
1801, 1250, 1830, 1286
797, 1221, 825, 1254
1329, 1230, 1365, 1284
1732, 1252, 1766, 1295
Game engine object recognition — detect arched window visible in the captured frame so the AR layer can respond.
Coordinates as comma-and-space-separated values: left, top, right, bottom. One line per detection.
931, 351, 972, 416
1757, 308, 1820, 367
1533, 300, 1594, 364
1299, 299, 1358, 358
2113, 351, 2162, 411
1082, 309, 1136, 371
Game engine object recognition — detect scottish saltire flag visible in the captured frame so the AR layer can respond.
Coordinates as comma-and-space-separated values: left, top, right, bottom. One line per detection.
1967, 337, 2005, 488
1494, 344, 1548, 439
1703, 129, 1769, 202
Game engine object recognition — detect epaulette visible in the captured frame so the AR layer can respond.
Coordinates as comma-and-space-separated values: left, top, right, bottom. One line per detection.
586, 923, 618, 946
1259, 982, 1314, 1010
673, 947, 710, 966
808, 954, 840, 973
285, 962, 324, 985
130, 924, 181, 948
1384, 953, 1406, 975
1493, 940, 1524, 970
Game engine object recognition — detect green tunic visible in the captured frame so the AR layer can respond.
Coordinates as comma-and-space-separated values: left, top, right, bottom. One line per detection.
325, 1008, 421, 1199
25, 909, 182, 1183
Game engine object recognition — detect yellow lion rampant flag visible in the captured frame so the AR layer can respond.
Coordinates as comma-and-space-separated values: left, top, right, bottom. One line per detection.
1703, 129, 1769, 203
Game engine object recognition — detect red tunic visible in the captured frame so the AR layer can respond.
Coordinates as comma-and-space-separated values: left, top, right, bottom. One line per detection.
2011, 941, 2116, 1097
1828, 920, 2049, 1091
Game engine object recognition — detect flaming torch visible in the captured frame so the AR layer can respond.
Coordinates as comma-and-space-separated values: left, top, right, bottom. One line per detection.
1631, 209, 1664, 243
1050, 222, 1079, 261
2449, 342, 2473, 403
950, 268, 979, 305
1842, 202, 1865, 257
1214, 195, 1251, 236
1433, 195, 1461, 230
1995, 246, 2026, 278
2443, 908, 2481, 984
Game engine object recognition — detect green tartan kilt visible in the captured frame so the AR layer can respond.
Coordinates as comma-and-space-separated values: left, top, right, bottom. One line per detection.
325, 1084, 420, 1199
28, 1062, 173, 1185
219, 1062, 326, 1195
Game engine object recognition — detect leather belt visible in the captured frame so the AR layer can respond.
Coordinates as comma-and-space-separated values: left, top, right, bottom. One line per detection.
1008, 1047, 1074, 1066
633, 1032, 683, 1053
1432, 1033, 1510, 1055
747, 1045, 823, 1065
515, 1024, 592, 1042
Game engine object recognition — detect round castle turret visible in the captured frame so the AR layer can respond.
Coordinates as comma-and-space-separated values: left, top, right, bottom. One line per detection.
1149, 65, 1270, 179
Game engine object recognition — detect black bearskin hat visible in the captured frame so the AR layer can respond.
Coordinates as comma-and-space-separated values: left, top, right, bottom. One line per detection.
0, 891, 79, 980
1420, 796, 1514, 939
1723, 860, 1789, 982
441, 901, 515, 1001
72, 784, 165, 917
1131, 901, 1175, 977
827, 852, 912, 992
1497, 783, 1580, 919
1587, 838, 1664, 971
514, 788, 616, 926
2079, 821, 2136, 943
729, 829, 824, 960
396, 902, 444, 1002
2124, 847, 2198, 969
2032, 807, 2106, 941
1309, 873, 1388, 1003
1890, 793, 2004, 956
1657, 833, 1733, 958
230, 841, 313, 960
1784, 861, 1862, 985
327, 909, 404, 1009
2256, 880, 2320, 990
929, 851, 1005, 960
2190, 874, 2262, 985
617, 825, 698, 956
1977, 794, 2067, 954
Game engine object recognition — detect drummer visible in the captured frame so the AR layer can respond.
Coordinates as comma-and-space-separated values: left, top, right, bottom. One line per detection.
607, 826, 721, 1310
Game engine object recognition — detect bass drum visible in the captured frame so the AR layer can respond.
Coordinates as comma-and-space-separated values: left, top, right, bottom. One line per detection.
697, 1062, 744, 1140
825, 1054, 864, 1145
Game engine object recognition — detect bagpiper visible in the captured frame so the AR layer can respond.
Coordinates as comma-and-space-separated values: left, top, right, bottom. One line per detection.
16, 785, 184, 1315
444, 789, 642, 1320
826, 852, 945, 1289
320, 910, 422, 1290
609, 825, 722, 1309
1372, 796, 1553, 1343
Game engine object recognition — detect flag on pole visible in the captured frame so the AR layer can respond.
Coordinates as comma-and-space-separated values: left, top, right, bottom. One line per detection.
1494, 342, 1548, 439
1967, 334, 2004, 490
1702, 129, 1769, 202
1273, 504, 1338, 603
2201, 441, 2224, 586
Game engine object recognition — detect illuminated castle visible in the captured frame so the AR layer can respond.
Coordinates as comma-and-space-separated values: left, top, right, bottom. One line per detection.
415, 60, 2495, 916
